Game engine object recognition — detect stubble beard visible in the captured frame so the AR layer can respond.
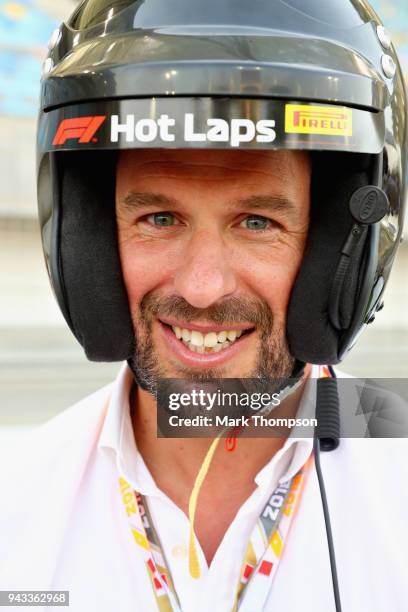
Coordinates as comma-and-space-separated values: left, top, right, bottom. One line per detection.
127, 293, 295, 397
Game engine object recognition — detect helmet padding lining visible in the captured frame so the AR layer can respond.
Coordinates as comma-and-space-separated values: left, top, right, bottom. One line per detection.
56, 150, 371, 364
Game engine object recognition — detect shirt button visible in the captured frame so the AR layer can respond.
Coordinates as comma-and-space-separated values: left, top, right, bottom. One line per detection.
172, 544, 187, 560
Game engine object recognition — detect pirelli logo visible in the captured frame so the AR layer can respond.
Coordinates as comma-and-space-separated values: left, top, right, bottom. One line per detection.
285, 104, 352, 137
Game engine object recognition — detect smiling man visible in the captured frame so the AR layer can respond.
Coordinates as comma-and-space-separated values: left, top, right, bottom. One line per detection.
115, 148, 312, 569
116, 149, 310, 385
1, 0, 408, 611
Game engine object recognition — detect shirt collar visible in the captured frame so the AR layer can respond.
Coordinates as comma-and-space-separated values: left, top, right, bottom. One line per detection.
98, 363, 159, 495
255, 365, 318, 487
99, 363, 320, 494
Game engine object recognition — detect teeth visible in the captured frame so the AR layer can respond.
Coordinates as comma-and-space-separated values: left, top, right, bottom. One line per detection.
171, 325, 249, 354
181, 328, 191, 342
190, 330, 204, 347
217, 331, 227, 343
204, 332, 218, 348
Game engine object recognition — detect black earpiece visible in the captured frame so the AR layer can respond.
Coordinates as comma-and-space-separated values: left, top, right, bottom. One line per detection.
328, 185, 389, 331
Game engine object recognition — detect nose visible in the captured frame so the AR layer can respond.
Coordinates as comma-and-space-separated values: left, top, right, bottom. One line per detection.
173, 229, 237, 309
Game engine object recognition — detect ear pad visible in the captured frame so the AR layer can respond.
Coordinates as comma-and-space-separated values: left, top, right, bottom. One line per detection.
287, 153, 371, 365
57, 150, 134, 361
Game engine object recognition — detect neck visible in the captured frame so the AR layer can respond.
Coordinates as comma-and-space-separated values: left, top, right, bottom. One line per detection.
131, 365, 311, 499
130, 366, 311, 565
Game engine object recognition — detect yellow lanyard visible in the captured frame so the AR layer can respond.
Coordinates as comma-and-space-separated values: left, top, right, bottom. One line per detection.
119, 366, 329, 610
118, 454, 313, 611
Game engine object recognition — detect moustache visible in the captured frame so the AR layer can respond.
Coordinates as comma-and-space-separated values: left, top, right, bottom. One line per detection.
139, 293, 273, 331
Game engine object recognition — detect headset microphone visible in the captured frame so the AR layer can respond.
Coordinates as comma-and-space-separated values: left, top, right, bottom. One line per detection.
329, 180, 389, 332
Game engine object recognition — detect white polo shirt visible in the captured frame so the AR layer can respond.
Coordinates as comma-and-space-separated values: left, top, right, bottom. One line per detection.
0, 364, 407, 612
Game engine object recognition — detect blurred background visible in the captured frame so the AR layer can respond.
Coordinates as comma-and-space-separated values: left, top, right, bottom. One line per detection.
0, 0, 407, 430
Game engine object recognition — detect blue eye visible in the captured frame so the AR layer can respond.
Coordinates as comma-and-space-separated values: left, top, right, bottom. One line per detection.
241, 216, 270, 230
149, 212, 177, 226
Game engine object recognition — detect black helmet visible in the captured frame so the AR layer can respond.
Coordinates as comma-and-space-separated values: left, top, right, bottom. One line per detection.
37, 0, 407, 365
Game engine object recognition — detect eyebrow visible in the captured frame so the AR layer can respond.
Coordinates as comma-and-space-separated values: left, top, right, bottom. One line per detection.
120, 190, 298, 220
227, 195, 298, 220
121, 191, 178, 211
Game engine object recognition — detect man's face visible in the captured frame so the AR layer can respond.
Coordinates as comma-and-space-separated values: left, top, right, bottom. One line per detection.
116, 149, 311, 391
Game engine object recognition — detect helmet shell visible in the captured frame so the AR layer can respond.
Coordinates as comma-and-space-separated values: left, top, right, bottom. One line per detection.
37, 0, 407, 364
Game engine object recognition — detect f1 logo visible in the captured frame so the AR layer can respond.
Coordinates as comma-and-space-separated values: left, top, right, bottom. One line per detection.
52, 116, 106, 146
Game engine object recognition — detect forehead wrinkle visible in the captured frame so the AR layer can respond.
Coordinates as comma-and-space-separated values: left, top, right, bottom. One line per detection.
118, 157, 295, 182
125, 173, 244, 183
